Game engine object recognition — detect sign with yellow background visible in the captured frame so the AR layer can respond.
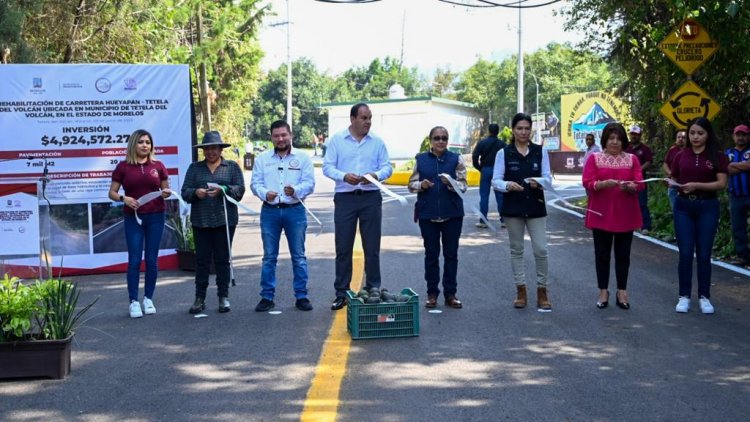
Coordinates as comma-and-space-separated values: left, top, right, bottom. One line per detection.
560, 91, 630, 152
658, 19, 717, 75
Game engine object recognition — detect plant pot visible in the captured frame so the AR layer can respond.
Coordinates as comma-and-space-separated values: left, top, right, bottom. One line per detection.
0, 335, 73, 380
176, 250, 215, 274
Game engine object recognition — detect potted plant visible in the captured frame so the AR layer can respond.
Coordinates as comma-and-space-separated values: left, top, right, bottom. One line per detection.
0, 274, 98, 380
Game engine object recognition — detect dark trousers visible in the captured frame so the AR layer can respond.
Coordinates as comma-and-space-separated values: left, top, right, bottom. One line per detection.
333, 190, 382, 297
592, 228, 634, 290
193, 225, 236, 299
418, 217, 463, 298
479, 166, 503, 220
638, 184, 652, 230
730, 195, 750, 259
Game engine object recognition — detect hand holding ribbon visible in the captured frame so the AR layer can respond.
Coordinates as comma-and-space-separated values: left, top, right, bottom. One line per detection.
362, 174, 408, 206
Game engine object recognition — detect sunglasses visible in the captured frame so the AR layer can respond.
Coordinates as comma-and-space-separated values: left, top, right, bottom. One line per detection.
431, 136, 448, 141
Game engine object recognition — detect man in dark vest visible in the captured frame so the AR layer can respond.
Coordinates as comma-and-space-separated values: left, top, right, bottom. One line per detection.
472, 123, 506, 228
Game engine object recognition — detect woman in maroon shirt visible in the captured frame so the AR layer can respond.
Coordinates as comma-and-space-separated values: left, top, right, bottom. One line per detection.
670, 117, 728, 314
582, 122, 643, 310
108, 129, 171, 318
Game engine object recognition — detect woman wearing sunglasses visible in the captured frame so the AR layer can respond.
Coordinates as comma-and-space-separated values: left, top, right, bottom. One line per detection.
408, 126, 467, 309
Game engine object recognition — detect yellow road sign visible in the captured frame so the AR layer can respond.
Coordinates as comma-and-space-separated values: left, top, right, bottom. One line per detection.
659, 81, 721, 128
658, 19, 718, 75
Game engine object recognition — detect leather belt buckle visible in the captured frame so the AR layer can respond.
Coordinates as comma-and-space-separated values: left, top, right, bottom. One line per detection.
688, 194, 698, 201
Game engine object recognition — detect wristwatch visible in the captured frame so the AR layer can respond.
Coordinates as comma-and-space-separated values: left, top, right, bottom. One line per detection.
119, 195, 124, 202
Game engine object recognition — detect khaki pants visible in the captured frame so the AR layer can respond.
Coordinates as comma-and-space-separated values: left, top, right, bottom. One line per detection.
505, 216, 548, 287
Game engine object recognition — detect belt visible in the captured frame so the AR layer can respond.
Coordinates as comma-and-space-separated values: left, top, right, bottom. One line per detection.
263, 202, 302, 209
677, 193, 717, 201
339, 189, 377, 195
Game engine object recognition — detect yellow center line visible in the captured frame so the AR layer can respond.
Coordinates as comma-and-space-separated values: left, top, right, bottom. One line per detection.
301, 233, 363, 422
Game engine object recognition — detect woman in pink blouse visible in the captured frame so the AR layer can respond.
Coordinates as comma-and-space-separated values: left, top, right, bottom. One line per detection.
582, 122, 643, 310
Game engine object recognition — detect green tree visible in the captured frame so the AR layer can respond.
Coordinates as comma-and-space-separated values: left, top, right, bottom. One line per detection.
561, 0, 750, 143
456, 43, 620, 127
248, 58, 331, 146
339, 57, 426, 99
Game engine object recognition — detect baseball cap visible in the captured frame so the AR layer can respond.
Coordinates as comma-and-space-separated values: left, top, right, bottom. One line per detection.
733, 124, 749, 134
628, 125, 642, 134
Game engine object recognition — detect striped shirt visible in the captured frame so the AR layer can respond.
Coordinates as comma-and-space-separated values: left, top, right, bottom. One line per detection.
727, 147, 750, 197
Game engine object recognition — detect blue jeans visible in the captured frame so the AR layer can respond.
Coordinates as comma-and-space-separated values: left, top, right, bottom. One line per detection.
673, 196, 719, 299
123, 213, 165, 302
638, 184, 652, 230
418, 217, 463, 298
668, 186, 678, 210
730, 195, 750, 259
479, 166, 503, 220
260, 203, 308, 300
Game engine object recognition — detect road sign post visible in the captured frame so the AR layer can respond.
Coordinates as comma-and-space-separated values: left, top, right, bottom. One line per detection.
658, 19, 720, 128
659, 80, 720, 128
658, 19, 718, 75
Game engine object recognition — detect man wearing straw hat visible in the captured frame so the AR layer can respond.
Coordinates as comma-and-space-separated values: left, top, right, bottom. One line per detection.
251, 120, 315, 312
181, 131, 245, 314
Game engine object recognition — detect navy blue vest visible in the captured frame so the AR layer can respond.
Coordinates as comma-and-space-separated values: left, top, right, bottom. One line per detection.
726, 147, 750, 197
414, 151, 464, 220
501, 143, 547, 218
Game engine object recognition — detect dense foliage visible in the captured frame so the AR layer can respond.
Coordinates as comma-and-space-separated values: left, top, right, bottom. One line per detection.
561, 0, 750, 145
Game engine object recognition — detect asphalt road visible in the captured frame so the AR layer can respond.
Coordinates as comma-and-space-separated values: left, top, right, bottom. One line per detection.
2, 169, 749, 422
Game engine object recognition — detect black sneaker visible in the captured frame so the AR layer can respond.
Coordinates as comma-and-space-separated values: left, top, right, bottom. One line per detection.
255, 298, 275, 312
295, 298, 313, 311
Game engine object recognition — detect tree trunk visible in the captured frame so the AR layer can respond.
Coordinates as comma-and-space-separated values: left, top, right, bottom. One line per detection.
63, 0, 87, 63
196, 4, 211, 131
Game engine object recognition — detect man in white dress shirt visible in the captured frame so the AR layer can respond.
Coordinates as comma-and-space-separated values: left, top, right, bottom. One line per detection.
323, 103, 393, 310
251, 120, 315, 312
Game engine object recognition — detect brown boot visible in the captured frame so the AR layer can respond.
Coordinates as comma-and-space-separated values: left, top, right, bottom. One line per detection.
537, 287, 552, 312
513, 285, 527, 308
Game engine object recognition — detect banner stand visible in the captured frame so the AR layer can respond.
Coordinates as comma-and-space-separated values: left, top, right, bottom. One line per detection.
0, 178, 50, 280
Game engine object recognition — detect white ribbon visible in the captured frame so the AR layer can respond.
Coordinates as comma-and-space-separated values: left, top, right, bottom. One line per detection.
439, 173, 496, 232
525, 177, 602, 216
207, 183, 237, 285
207, 183, 259, 216
134, 190, 189, 225
362, 174, 408, 206
294, 196, 324, 237
631, 177, 683, 187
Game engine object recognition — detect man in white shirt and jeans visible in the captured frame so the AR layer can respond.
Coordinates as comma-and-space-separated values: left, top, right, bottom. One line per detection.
323, 103, 393, 310
251, 120, 315, 312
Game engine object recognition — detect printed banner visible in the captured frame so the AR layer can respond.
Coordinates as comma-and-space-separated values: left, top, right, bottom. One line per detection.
560, 91, 630, 152
0, 64, 193, 275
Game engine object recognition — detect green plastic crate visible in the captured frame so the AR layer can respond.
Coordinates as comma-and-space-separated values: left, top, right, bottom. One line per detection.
346, 288, 419, 340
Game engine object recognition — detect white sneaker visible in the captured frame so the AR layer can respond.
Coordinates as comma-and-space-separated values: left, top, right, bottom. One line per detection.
699, 296, 715, 314
143, 297, 156, 315
675, 296, 690, 313
129, 300, 143, 318
475, 221, 488, 228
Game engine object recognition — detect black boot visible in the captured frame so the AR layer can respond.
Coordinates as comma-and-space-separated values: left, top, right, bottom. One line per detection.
189, 297, 205, 314
218, 297, 231, 313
